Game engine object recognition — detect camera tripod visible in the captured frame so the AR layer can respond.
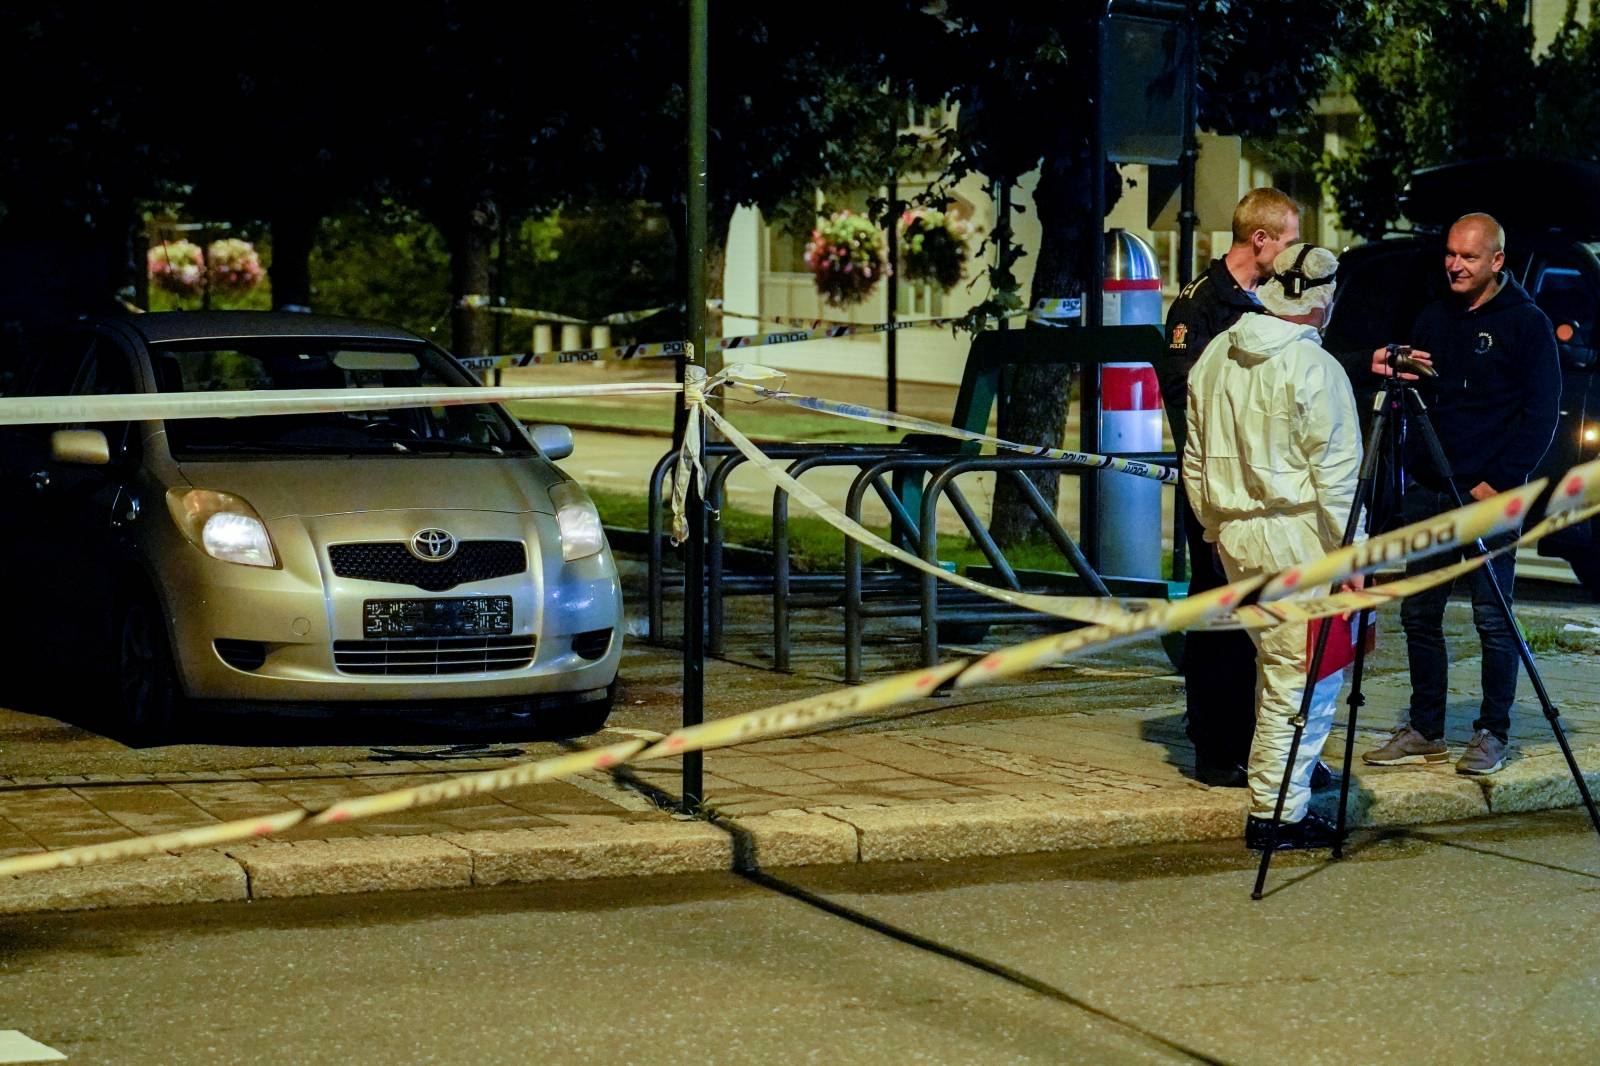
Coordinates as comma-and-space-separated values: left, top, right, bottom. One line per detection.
1250, 368, 1600, 899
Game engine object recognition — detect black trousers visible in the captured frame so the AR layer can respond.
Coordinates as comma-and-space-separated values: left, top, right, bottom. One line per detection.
1169, 402, 1258, 767
1398, 486, 1519, 742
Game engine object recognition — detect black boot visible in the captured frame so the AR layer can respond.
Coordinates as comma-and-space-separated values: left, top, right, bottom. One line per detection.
1245, 812, 1341, 851
1195, 758, 1247, 788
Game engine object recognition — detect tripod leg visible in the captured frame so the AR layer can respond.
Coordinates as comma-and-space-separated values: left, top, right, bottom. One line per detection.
1405, 389, 1600, 845
1332, 609, 1374, 860
1251, 615, 1338, 899
1475, 552, 1600, 840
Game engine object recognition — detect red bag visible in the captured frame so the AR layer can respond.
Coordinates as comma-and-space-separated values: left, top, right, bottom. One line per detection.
1307, 610, 1376, 681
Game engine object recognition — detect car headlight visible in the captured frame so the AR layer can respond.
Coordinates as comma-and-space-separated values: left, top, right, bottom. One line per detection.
166, 489, 279, 568
549, 481, 604, 562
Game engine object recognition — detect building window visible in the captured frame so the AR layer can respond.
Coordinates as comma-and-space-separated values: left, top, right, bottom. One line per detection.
766, 223, 812, 274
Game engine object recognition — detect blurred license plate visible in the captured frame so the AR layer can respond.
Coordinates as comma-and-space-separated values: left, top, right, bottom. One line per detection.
363, 596, 513, 638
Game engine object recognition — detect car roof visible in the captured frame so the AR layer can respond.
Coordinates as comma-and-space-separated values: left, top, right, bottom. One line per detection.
104, 311, 426, 346
1401, 159, 1600, 239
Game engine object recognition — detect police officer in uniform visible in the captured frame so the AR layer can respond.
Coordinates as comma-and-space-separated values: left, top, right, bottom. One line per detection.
1162, 188, 1301, 787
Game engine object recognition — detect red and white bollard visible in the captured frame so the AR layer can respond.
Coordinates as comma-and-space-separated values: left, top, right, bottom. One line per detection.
1096, 231, 1165, 579
1096, 361, 1164, 578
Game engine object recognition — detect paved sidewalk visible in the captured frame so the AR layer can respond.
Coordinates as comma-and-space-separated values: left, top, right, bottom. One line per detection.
4, 594, 1600, 914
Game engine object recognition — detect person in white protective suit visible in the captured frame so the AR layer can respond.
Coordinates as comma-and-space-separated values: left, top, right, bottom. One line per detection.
1182, 242, 1361, 851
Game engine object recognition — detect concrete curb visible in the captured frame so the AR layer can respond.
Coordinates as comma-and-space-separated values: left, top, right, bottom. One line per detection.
0, 852, 245, 915
4, 760, 1599, 915
1311, 767, 1490, 827
226, 837, 474, 899
1478, 742, 1600, 814
813, 792, 1245, 864
447, 822, 730, 885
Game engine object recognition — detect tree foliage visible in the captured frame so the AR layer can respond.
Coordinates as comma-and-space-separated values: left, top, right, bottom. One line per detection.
1315, 0, 1600, 238
866, 1, 1369, 546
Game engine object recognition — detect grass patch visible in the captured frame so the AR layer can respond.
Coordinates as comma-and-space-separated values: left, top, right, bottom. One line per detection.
589, 484, 1157, 578
1521, 621, 1600, 655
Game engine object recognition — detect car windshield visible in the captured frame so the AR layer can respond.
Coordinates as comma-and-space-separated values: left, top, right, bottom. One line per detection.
149, 340, 532, 457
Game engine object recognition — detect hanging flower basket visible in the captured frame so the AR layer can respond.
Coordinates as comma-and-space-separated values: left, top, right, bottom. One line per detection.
804, 211, 888, 307
206, 238, 264, 294
147, 240, 206, 299
898, 208, 970, 292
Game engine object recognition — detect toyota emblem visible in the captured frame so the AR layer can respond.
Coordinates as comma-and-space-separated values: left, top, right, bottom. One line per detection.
409, 528, 458, 561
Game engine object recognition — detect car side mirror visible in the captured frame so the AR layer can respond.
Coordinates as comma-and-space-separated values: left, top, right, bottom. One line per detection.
50, 428, 110, 466
530, 424, 574, 460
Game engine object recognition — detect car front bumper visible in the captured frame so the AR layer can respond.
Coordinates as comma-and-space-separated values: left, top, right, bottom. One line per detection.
152, 507, 623, 704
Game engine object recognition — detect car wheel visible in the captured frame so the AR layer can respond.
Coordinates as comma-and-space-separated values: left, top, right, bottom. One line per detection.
117, 590, 184, 742
568, 682, 617, 737
1569, 554, 1600, 602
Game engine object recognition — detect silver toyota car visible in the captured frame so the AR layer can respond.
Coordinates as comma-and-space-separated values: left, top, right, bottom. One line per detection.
0, 312, 622, 738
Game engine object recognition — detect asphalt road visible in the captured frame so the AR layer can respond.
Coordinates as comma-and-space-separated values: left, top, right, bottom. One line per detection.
3, 809, 1598, 1065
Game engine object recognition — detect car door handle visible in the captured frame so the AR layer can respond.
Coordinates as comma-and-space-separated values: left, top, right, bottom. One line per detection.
29, 470, 49, 491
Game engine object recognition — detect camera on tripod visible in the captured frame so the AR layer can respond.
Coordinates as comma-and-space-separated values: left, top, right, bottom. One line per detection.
1384, 343, 1438, 378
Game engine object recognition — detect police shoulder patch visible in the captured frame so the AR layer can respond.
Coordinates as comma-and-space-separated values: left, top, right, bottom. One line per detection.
1170, 323, 1189, 349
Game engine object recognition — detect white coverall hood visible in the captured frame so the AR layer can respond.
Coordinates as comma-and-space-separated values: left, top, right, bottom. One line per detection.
1181, 311, 1362, 823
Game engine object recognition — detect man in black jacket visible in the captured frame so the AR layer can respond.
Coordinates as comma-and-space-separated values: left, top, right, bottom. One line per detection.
1363, 212, 1562, 775
1163, 188, 1300, 787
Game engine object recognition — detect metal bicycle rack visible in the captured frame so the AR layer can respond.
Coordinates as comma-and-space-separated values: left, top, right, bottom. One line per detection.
642, 322, 1183, 676
837, 454, 1161, 682
646, 438, 1176, 679
646, 441, 922, 650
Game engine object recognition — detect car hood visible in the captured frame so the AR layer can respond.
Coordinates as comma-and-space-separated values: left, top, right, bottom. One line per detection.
174, 456, 564, 519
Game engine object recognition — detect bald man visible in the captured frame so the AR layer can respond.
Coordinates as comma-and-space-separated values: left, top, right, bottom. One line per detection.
1364, 213, 1561, 775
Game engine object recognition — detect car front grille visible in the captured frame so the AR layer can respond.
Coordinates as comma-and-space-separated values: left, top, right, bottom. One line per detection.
328, 541, 526, 591
333, 636, 536, 675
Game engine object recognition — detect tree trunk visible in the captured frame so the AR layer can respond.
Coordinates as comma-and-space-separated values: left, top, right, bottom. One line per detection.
268, 206, 316, 311
99, 199, 142, 313
129, 218, 149, 312
988, 161, 1108, 549
446, 197, 498, 356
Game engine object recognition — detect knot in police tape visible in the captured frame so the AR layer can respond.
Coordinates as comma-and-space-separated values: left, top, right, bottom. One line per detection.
669, 362, 791, 544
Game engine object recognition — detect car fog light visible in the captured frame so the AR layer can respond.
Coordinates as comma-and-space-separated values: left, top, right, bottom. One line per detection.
549, 481, 605, 562
167, 488, 279, 568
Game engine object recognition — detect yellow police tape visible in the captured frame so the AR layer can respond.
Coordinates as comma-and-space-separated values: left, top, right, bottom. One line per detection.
458, 295, 671, 327
3, 470, 1587, 877
0, 562, 1259, 878
722, 373, 1178, 484
456, 312, 1029, 373
0, 810, 309, 876
700, 397, 1162, 627
2, 377, 1600, 878
307, 740, 647, 824
0, 381, 686, 426
459, 340, 690, 371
